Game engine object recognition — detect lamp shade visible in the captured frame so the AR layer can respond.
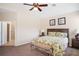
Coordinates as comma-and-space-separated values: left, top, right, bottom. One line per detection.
76, 29, 79, 33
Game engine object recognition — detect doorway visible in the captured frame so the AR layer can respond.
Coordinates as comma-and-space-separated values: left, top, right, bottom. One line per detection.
7, 23, 10, 42
4, 21, 15, 46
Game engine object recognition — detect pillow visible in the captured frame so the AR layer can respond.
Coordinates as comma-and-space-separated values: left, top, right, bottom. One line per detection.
60, 33, 67, 38
56, 32, 67, 38
55, 32, 61, 37
48, 32, 67, 38
48, 32, 56, 36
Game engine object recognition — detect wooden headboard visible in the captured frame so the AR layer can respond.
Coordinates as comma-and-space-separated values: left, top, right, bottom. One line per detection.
47, 28, 69, 45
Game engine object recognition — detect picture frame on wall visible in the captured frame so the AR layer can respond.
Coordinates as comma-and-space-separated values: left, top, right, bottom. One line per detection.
49, 19, 55, 26
58, 17, 66, 25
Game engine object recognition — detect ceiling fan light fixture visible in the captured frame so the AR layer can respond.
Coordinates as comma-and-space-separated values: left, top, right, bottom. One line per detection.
23, 3, 48, 12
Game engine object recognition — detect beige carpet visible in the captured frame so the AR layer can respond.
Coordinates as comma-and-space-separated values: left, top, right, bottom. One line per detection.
0, 43, 79, 56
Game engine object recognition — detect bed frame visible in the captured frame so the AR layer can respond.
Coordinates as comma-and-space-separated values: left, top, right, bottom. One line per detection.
47, 28, 69, 46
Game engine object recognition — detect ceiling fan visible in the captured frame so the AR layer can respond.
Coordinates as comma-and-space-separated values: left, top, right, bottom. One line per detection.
23, 3, 48, 12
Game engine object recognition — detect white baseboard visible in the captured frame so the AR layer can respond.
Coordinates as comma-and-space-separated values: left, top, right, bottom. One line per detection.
14, 41, 30, 46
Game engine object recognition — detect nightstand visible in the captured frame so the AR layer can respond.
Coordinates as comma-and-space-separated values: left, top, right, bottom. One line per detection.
72, 38, 79, 49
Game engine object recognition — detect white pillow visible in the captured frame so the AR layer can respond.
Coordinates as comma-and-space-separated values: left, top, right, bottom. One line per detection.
60, 33, 67, 38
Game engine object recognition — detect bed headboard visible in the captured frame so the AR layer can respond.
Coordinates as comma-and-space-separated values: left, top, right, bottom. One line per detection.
47, 28, 69, 45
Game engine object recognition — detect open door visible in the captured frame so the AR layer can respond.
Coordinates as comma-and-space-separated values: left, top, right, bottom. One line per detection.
7, 23, 10, 42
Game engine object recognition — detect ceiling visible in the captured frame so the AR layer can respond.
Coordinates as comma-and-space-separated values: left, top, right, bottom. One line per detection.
0, 3, 79, 16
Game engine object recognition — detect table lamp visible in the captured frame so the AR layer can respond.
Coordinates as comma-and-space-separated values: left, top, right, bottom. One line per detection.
41, 29, 45, 36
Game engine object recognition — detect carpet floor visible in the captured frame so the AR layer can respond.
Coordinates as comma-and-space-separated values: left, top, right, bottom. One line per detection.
0, 43, 79, 56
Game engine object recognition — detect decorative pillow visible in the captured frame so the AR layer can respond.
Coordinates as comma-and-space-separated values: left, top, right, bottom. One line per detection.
55, 32, 61, 37
48, 32, 56, 36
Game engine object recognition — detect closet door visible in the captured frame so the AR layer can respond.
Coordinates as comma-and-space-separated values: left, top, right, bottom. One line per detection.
0, 22, 1, 46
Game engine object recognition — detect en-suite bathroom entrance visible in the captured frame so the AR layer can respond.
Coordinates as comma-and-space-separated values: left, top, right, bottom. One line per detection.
6, 21, 15, 46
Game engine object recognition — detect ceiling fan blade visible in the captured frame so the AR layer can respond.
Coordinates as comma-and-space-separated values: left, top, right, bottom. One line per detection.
37, 7, 42, 12
39, 4, 48, 7
23, 3, 33, 6
29, 7, 34, 11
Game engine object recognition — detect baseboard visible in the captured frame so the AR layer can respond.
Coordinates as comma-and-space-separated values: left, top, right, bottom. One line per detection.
14, 41, 30, 46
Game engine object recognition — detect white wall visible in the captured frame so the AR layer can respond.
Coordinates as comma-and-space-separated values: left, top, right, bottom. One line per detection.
0, 3, 79, 46
15, 5, 40, 46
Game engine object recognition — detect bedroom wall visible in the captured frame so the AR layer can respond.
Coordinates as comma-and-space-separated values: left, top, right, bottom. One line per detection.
39, 11, 79, 46
15, 12, 40, 46
0, 3, 79, 46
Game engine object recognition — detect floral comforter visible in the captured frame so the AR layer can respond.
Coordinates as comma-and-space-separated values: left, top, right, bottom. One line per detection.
32, 36, 68, 56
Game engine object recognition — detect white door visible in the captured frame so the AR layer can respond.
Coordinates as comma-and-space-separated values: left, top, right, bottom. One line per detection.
0, 22, 1, 46
2, 22, 7, 45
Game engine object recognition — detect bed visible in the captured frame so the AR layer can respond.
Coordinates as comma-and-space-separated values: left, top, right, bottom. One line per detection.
31, 29, 69, 56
